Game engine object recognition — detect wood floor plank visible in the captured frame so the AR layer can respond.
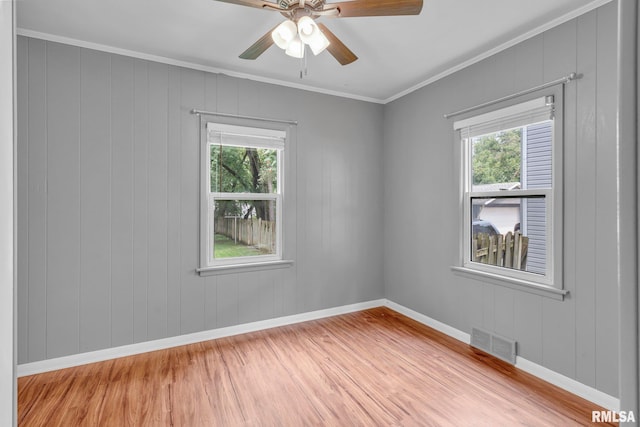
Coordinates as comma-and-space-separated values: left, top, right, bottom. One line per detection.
18, 307, 615, 426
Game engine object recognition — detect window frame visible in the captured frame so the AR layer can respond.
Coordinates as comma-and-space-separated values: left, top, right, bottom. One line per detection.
197, 117, 295, 275
453, 89, 565, 297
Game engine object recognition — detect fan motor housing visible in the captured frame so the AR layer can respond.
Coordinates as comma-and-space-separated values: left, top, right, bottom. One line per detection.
278, 0, 325, 10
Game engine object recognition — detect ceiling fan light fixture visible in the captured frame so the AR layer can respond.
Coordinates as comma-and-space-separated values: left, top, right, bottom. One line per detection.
227, 0, 423, 65
284, 35, 304, 58
271, 19, 297, 49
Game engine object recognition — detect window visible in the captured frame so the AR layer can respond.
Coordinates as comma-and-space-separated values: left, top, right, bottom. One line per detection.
454, 94, 563, 291
199, 121, 289, 272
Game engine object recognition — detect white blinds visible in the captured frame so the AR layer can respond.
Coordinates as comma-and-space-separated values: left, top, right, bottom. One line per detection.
207, 122, 285, 150
454, 96, 554, 139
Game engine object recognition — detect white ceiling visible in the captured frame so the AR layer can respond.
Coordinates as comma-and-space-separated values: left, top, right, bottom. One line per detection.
16, 0, 607, 103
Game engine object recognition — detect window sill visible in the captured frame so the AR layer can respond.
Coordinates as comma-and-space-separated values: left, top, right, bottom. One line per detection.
197, 260, 294, 276
450, 266, 568, 300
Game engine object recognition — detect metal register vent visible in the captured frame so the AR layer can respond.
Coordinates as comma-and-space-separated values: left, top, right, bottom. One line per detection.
471, 327, 517, 365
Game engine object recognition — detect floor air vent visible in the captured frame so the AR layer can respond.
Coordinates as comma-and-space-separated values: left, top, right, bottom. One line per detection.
471, 327, 517, 365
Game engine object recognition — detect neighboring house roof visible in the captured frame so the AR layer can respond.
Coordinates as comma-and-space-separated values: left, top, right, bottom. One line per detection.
473, 182, 521, 207
473, 182, 521, 192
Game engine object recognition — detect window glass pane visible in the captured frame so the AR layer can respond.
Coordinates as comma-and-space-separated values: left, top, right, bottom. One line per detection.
212, 199, 277, 259
210, 145, 278, 194
470, 120, 552, 192
471, 128, 522, 191
471, 196, 546, 275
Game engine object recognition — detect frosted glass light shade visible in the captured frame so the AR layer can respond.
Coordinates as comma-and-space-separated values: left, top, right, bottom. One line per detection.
296, 16, 329, 55
307, 30, 330, 55
285, 35, 304, 58
297, 16, 316, 41
271, 20, 297, 49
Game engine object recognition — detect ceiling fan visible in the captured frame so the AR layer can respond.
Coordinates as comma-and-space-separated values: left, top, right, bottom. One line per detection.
212, 0, 423, 65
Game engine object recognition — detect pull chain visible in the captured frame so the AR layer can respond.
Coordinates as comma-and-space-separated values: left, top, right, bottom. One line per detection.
299, 46, 308, 79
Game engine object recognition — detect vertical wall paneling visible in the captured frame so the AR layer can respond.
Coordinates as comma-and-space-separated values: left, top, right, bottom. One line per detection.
593, 2, 620, 397
513, 293, 543, 364
216, 274, 239, 328
238, 271, 268, 324
382, 91, 425, 309
539, 16, 578, 381
179, 69, 206, 334
79, 48, 112, 353
46, 42, 81, 358
541, 298, 576, 378
346, 103, 384, 304
492, 287, 515, 339
301, 95, 342, 312
542, 20, 579, 82
491, 48, 516, 98
166, 65, 182, 337
25, 38, 47, 362
272, 269, 286, 319
295, 114, 316, 312
132, 59, 149, 343
146, 62, 169, 340
16, 37, 29, 363
17, 38, 385, 364
481, 285, 495, 332
574, 9, 598, 388
204, 73, 217, 112
110, 55, 135, 348
281, 119, 298, 318
513, 35, 545, 89
202, 72, 218, 332
215, 74, 239, 114
560, 5, 581, 368
237, 79, 261, 117
617, 0, 639, 415
204, 275, 217, 331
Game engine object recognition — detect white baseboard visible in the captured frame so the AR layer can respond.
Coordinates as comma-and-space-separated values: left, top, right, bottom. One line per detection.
17, 299, 386, 377
384, 299, 620, 412
515, 357, 620, 412
18, 297, 620, 413
384, 300, 472, 344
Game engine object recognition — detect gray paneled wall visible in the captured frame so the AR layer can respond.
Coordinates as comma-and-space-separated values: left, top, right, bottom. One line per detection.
383, 2, 620, 397
16, 37, 385, 363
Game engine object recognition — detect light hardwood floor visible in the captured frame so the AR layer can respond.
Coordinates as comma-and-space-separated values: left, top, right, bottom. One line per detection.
18, 307, 615, 426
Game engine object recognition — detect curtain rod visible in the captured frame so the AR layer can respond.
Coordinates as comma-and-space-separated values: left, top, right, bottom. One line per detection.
190, 109, 298, 126
443, 72, 578, 119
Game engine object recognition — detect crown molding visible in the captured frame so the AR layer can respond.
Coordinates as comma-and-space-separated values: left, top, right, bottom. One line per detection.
15, 28, 386, 104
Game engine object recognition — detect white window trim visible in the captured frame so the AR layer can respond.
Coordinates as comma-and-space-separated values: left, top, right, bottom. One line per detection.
451, 92, 566, 299
197, 118, 295, 275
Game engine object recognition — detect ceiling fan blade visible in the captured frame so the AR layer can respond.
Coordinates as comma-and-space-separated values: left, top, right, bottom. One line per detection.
239, 26, 277, 60
212, 0, 280, 12
317, 23, 357, 65
327, 0, 423, 17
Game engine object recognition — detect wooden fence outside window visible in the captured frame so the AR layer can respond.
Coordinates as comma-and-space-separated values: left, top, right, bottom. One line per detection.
472, 231, 529, 271
216, 217, 276, 253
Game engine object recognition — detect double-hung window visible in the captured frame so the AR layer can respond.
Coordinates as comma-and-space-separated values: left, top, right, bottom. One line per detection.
199, 121, 286, 271
454, 93, 564, 294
